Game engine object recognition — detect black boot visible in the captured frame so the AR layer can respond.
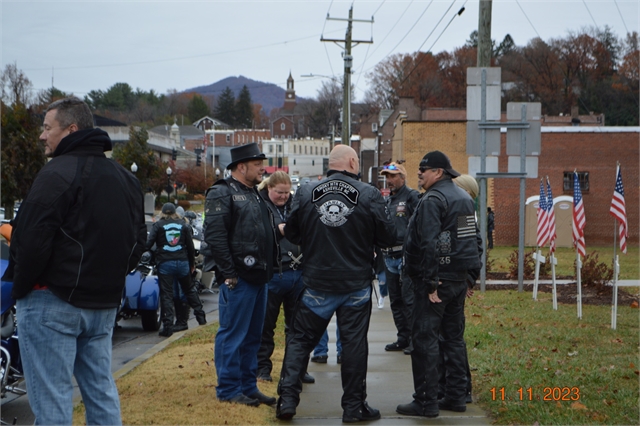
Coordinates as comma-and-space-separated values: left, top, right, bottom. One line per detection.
173, 300, 189, 332
159, 321, 173, 337
179, 274, 207, 325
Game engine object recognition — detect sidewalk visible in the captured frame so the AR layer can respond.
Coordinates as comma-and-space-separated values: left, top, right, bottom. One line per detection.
289, 303, 491, 425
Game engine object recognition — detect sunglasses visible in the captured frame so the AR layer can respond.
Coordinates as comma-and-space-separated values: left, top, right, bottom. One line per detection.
419, 167, 436, 173
383, 164, 399, 171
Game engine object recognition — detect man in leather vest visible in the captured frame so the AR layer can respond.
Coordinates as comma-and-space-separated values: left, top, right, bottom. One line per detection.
276, 145, 396, 423
398, 151, 482, 418
203, 143, 279, 407
379, 162, 419, 354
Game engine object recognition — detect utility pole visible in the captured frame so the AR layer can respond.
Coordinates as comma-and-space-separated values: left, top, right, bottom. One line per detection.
476, 0, 493, 290
321, 6, 373, 146
477, 0, 493, 67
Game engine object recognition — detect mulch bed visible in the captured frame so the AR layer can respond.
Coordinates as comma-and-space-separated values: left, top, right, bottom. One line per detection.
485, 272, 639, 307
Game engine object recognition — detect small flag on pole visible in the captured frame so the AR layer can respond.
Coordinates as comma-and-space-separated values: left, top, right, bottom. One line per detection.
536, 179, 549, 247
572, 172, 586, 257
546, 177, 557, 253
610, 164, 627, 254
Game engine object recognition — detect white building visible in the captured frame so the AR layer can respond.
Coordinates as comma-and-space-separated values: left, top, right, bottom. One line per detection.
262, 137, 331, 177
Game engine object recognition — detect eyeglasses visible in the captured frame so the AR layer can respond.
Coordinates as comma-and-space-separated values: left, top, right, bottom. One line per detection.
419, 167, 436, 173
383, 164, 398, 170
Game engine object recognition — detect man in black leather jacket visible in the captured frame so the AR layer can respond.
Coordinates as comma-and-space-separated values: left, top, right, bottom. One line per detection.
379, 162, 420, 353
203, 143, 279, 407
276, 145, 396, 423
398, 151, 482, 418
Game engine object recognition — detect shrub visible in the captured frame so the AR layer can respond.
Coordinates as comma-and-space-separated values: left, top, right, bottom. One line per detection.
177, 200, 191, 211
575, 251, 613, 291
507, 248, 553, 279
485, 248, 496, 272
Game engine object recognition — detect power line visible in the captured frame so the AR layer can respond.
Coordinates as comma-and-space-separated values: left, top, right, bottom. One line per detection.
21, 30, 342, 73
515, 0, 541, 39
581, 0, 599, 28
613, 0, 629, 34
397, 1, 465, 89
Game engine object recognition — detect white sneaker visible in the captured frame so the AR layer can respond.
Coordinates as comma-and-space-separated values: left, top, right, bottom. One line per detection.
377, 296, 385, 309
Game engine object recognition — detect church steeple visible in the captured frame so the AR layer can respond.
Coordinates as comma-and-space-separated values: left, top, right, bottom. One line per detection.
284, 71, 296, 110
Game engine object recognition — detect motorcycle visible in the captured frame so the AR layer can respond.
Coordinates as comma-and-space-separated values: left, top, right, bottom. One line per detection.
184, 212, 217, 294
0, 240, 26, 404
117, 256, 162, 331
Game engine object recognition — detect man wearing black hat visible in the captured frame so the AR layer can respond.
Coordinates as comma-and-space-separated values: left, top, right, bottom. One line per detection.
203, 142, 279, 407
397, 151, 482, 418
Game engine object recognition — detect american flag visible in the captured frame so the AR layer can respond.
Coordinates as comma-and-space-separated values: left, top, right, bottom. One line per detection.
546, 177, 557, 253
572, 172, 586, 257
609, 164, 627, 254
536, 179, 549, 247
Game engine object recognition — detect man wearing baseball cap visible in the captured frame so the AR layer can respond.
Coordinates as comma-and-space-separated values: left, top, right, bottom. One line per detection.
379, 162, 419, 354
398, 151, 482, 417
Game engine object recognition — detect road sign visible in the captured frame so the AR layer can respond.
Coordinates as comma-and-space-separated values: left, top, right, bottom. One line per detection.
466, 121, 500, 156
508, 156, 538, 178
468, 156, 499, 177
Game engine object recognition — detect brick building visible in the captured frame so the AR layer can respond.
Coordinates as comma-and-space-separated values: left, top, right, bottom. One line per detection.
493, 128, 638, 247
398, 120, 638, 248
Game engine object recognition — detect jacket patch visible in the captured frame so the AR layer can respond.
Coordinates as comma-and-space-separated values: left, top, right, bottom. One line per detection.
316, 200, 354, 227
232, 195, 247, 201
312, 180, 359, 204
457, 215, 476, 238
244, 255, 256, 266
163, 223, 183, 252
395, 202, 407, 216
437, 230, 452, 254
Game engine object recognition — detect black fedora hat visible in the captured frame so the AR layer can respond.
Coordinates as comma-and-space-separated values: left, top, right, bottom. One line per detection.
227, 143, 267, 170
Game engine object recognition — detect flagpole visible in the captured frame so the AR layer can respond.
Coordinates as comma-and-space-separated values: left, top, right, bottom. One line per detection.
550, 250, 557, 310
533, 247, 544, 300
611, 165, 619, 329
576, 247, 582, 319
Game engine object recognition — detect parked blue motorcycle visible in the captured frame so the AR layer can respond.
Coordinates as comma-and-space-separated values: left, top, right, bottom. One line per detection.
1, 241, 26, 402
118, 257, 161, 331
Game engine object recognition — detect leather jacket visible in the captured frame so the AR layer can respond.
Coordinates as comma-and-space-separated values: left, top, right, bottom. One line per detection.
203, 177, 279, 285
384, 183, 420, 255
259, 188, 303, 271
284, 170, 396, 293
404, 177, 482, 291
145, 218, 195, 269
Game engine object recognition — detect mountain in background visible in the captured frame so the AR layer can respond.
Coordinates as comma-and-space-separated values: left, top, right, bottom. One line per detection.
184, 75, 306, 114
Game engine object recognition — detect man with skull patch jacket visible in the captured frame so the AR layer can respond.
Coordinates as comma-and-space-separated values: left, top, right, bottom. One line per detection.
276, 145, 396, 423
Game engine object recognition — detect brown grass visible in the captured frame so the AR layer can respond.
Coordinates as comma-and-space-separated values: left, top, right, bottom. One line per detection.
72, 323, 282, 425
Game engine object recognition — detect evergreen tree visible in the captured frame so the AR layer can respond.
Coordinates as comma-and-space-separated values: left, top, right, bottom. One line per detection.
235, 85, 254, 128
111, 126, 164, 194
187, 94, 211, 122
213, 87, 235, 126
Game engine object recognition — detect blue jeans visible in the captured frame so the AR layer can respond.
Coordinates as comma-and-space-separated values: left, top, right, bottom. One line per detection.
377, 270, 388, 297
313, 327, 342, 357
17, 289, 121, 425
215, 277, 267, 400
384, 256, 402, 274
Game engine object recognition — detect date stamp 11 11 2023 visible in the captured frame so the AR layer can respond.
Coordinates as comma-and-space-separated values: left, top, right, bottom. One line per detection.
490, 387, 581, 401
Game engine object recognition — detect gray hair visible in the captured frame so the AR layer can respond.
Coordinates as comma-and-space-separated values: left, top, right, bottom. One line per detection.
46, 96, 94, 130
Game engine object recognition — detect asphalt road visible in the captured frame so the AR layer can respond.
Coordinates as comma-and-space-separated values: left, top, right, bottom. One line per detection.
0, 290, 219, 425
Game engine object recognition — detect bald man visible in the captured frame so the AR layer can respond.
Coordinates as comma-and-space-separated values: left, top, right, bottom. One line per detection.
276, 145, 396, 422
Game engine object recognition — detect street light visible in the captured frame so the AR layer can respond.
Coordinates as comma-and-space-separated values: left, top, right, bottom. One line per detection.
130, 162, 138, 174
166, 166, 173, 199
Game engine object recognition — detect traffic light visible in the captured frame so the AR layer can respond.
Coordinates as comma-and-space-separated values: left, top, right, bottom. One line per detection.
196, 153, 201, 167
172, 148, 177, 161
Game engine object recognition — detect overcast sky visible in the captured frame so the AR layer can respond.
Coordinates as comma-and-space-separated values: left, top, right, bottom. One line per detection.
2, 0, 638, 103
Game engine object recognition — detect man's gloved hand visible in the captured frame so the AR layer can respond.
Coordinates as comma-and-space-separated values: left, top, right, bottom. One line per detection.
224, 277, 238, 290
